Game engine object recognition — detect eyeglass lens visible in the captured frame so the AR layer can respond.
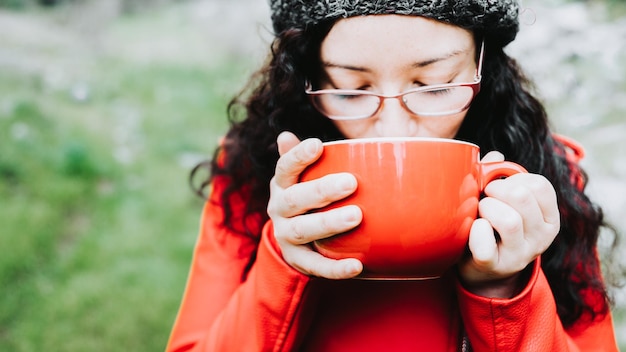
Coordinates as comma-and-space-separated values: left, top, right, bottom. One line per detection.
311, 85, 476, 120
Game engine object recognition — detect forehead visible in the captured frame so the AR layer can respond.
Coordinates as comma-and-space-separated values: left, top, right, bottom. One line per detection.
321, 15, 475, 67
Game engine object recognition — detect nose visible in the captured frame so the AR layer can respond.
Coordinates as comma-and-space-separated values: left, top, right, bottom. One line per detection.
374, 97, 417, 137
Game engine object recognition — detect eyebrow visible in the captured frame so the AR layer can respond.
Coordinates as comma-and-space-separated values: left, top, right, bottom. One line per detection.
411, 49, 467, 68
322, 62, 370, 72
322, 48, 471, 72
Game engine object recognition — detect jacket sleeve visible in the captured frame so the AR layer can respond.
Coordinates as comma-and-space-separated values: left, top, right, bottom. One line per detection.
456, 259, 619, 351
165, 177, 311, 352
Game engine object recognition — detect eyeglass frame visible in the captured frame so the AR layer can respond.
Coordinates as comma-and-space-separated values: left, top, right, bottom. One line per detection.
305, 40, 485, 121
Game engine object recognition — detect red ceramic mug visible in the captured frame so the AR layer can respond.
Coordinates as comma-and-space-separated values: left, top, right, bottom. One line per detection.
300, 137, 527, 279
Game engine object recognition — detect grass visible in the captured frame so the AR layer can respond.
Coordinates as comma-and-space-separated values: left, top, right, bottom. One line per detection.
0, 5, 255, 350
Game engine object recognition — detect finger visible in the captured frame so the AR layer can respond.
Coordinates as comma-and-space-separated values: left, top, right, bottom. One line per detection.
516, 174, 560, 227
485, 174, 559, 235
284, 246, 363, 279
277, 131, 301, 156
273, 137, 323, 188
478, 196, 526, 249
280, 205, 362, 245
480, 151, 505, 163
467, 218, 499, 269
275, 172, 357, 217
478, 197, 538, 275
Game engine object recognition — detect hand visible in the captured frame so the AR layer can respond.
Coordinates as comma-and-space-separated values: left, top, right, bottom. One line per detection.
458, 151, 560, 298
267, 131, 364, 279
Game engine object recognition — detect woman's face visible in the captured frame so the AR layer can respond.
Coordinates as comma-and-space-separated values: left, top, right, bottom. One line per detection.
319, 15, 477, 139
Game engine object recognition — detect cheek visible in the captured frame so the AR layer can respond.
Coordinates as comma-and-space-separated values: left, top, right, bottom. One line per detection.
435, 111, 467, 138
332, 120, 373, 139
412, 110, 469, 139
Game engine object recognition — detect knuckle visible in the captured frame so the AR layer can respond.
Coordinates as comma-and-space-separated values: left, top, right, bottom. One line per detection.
524, 174, 557, 199
293, 147, 310, 165
507, 184, 533, 205
478, 196, 495, 209
305, 212, 335, 238
266, 202, 277, 217
266, 192, 280, 216
530, 174, 553, 192
282, 187, 300, 213
317, 213, 339, 235
274, 157, 292, 177
312, 180, 332, 204
266, 200, 282, 220
268, 176, 279, 194
288, 220, 307, 243
499, 213, 524, 234
316, 174, 355, 203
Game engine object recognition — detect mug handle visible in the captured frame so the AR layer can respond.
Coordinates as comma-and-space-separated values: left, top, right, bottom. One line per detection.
479, 161, 528, 190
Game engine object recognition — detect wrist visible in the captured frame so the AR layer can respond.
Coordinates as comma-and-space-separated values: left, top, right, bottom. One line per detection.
460, 265, 533, 299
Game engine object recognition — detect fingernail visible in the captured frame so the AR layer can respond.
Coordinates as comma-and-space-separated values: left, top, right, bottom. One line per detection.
342, 206, 360, 223
305, 139, 320, 157
337, 175, 357, 192
345, 260, 362, 275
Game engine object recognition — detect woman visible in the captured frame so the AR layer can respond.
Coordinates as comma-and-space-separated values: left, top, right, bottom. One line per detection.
166, 1, 620, 350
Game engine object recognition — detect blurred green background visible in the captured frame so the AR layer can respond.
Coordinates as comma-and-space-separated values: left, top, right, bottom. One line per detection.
1, 0, 624, 351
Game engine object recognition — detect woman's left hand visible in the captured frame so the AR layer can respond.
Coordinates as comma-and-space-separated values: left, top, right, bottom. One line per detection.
458, 151, 561, 298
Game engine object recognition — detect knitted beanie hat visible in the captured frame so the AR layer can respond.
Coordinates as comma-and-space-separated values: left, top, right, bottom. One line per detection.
269, 0, 520, 46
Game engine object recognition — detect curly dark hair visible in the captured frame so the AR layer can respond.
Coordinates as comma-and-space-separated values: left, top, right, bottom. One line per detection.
191, 21, 619, 328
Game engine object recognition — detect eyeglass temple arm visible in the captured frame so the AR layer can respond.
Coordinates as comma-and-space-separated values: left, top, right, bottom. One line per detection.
476, 40, 485, 81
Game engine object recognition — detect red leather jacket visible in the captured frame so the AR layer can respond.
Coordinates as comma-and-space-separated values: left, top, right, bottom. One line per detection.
166, 137, 618, 352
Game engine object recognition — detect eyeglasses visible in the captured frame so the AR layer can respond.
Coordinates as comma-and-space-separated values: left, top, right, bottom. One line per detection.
305, 41, 484, 121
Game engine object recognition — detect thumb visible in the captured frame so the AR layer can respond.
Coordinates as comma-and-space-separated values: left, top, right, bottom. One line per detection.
481, 151, 505, 163
467, 218, 498, 269
277, 131, 301, 156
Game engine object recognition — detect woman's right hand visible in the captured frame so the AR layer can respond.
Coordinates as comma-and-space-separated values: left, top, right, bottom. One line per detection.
267, 131, 363, 279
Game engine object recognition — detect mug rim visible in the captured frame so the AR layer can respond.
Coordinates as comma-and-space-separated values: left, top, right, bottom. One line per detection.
322, 137, 478, 148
